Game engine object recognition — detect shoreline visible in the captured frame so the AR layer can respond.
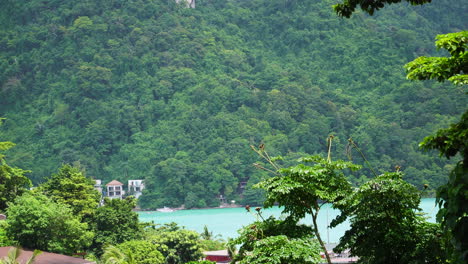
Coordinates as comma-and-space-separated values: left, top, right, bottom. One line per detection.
136, 203, 245, 212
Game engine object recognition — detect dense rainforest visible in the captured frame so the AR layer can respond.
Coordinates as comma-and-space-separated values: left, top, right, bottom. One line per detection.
0, 0, 466, 209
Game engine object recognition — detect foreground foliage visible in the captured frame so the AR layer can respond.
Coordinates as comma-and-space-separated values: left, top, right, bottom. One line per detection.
101, 241, 165, 264
0, 221, 11, 247
146, 228, 204, 264
232, 144, 361, 264
405, 23, 467, 264
230, 215, 320, 263
332, 172, 447, 264
334, 0, 467, 261
0, 247, 41, 264
405, 31, 468, 85
238, 235, 322, 264
6, 192, 93, 255
422, 110, 468, 262
91, 197, 142, 256
0, 120, 31, 212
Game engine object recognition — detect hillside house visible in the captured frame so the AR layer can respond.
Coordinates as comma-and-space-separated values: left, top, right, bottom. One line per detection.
106, 180, 125, 199
94, 179, 103, 195
175, 0, 195, 8
128, 180, 145, 199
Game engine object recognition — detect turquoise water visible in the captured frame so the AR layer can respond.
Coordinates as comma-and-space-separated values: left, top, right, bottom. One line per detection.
138, 198, 438, 243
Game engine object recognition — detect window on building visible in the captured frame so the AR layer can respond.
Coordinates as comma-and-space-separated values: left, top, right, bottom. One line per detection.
109, 186, 114, 191
115, 186, 121, 191
109, 192, 114, 196
116, 191, 121, 196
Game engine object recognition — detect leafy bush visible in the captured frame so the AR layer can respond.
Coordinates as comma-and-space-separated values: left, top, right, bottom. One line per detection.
0, 220, 12, 246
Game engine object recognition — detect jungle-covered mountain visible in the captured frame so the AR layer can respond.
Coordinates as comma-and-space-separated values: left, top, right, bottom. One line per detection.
0, 0, 466, 208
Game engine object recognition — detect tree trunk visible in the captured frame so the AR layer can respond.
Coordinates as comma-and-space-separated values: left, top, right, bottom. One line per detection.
311, 210, 332, 264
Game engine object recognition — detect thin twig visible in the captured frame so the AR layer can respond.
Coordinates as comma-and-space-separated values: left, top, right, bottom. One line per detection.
348, 138, 378, 177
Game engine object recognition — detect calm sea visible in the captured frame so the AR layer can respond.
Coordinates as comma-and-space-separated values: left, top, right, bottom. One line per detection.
138, 198, 438, 243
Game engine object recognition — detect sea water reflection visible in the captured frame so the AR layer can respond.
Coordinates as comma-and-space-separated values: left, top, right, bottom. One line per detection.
138, 198, 438, 243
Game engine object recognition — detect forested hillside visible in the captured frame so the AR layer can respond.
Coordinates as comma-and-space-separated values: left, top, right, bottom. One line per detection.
0, 0, 466, 209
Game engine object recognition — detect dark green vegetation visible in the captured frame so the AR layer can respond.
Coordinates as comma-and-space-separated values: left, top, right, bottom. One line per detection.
2, 0, 465, 263
1, 163, 220, 263
411, 32, 468, 263
335, 0, 467, 261
230, 212, 322, 264
90, 197, 143, 255
334, 0, 467, 261
231, 146, 446, 264
0, 120, 31, 211
6, 192, 93, 255
0, 0, 467, 209
101, 242, 165, 264
332, 172, 447, 264
39, 164, 101, 219
248, 143, 360, 263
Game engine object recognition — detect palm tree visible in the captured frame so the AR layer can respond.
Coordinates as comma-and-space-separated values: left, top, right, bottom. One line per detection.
101, 245, 136, 264
0, 247, 41, 264
201, 225, 213, 240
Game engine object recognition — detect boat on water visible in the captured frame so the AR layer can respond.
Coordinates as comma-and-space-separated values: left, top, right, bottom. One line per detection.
157, 206, 175, 213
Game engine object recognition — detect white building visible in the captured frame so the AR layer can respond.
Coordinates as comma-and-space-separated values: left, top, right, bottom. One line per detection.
175, 0, 195, 8
128, 180, 145, 199
94, 179, 103, 195
106, 180, 125, 199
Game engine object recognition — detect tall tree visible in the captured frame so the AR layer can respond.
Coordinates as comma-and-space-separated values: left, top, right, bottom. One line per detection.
91, 197, 142, 255
40, 164, 100, 220
333, 1, 467, 261
332, 172, 447, 264
40, 165, 100, 218
250, 143, 361, 264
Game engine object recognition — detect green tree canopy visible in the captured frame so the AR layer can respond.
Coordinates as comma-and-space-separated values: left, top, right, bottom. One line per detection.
239, 235, 321, 264
101, 240, 165, 264
332, 172, 447, 264
229, 215, 320, 263
6, 192, 93, 255
91, 197, 142, 255
0, 157, 31, 212
406, 31, 468, 85
101, 245, 137, 264
332, 0, 467, 261
333, 0, 433, 18
249, 144, 361, 264
0, 119, 31, 212
39, 164, 100, 220
1, 0, 464, 209
146, 229, 203, 264
407, 30, 468, 264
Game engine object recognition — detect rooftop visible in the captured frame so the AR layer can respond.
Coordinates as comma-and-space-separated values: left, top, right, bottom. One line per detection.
106, 180, 123, 186
0, 247, 95, 264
